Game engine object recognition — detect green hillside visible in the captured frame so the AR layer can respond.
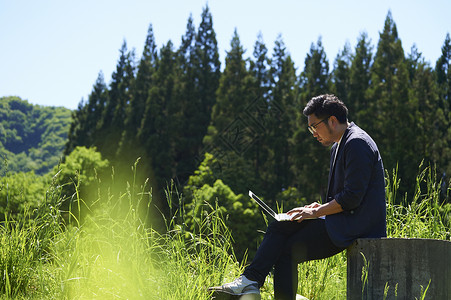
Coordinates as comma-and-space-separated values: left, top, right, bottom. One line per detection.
0, 96, 72, 175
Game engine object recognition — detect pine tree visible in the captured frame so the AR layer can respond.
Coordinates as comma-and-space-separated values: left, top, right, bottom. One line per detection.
65, 99, 86, 156
117, 24, 157, 163
407, 46, 441, 169
248, 32, 271, 184
348, 32, 373, 126
204, 29, 256, 194
65, 72, 107, 156
367, 11, 413, 196
332, 41, 352, 104
250, 32, 271, 99
209, 30, 253, 133
97, 40, 135, 159
265, 35, 298, 198
300, 37, 331, 98
178, 15, 196, 64
193, 5, 221, 140
435, 33, 451, 181
294, 37, 332, 199
138, 41, 177, 201
172, 15, 199, 185
112, 49, 135, 130
436, 33, 451, 114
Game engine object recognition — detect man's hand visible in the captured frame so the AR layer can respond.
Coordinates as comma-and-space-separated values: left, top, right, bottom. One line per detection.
286, 200, 344, 222
303, 202, 322, 209
287, 202, 321, 222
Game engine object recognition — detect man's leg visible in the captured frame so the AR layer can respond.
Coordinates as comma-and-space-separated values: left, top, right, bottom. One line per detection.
273, 219, 344, 300
243, 220, 319, 287
209, 220, 306, 297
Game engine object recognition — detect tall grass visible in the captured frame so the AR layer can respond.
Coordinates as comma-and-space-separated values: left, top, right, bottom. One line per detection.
386, 163, 450, 240
0, 171, 64, 299
0, 160, 241, 299
0, 164, 449, 299
0, 212, 39, 297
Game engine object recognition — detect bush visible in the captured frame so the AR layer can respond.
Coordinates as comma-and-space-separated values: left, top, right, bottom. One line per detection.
0, 171, 47, 221
53, 146, 109, 222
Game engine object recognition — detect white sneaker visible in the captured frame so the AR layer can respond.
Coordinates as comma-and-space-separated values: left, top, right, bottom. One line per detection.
208, 275, 260, 296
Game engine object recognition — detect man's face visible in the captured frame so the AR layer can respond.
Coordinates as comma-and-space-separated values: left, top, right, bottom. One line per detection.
307, 114, 334, 147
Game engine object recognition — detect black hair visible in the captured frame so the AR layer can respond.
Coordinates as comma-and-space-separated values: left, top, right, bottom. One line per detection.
303, 94, 348, 123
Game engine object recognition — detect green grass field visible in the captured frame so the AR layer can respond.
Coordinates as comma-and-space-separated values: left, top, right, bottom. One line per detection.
0, 165, 449, 299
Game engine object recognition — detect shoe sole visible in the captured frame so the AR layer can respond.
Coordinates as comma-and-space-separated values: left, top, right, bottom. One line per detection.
210, 290, 261, 300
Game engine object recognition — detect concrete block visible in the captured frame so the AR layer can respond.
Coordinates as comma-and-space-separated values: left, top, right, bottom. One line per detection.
347, 238, 451, 300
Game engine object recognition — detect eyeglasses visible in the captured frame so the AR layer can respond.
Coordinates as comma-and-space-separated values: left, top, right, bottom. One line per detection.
308, 116, 330, 134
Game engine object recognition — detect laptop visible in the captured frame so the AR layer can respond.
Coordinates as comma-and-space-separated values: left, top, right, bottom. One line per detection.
249, 190, 324, 222
248, 190, 292, 221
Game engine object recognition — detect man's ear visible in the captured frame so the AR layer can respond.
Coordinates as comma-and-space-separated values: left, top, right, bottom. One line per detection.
329, 115, 338, 127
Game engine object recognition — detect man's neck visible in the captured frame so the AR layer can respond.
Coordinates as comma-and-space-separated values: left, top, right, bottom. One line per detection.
334, 122, 350, 143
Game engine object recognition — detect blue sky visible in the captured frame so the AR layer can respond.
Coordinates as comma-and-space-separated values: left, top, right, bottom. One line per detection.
1, 0, 450, 110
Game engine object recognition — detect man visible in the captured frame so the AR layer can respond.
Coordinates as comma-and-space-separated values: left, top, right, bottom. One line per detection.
209, 94, 386, 300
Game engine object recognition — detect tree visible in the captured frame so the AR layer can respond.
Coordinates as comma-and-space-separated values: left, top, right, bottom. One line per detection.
0, 171, 47, 221
0, 96, 71, 175
332, 41, 352, 104
264, 35, 298, 199
367, 11, 413, 196
250, 32, 271, 99
172, 15, 205, 185
138, 41, 177, 209
208, 29, 254, 138
182, 153, 264, 261
293, 37, 332, 200
97, 41, 135, 159
435, 33, 451, 113
65, 72, 108, 156
193, 5, 221, 141
299, 37, 331, 98
406, 46, 442, 170
348, 32, 373, 126
117, 24, 157, 163
54, 146, 109, 222
434, 33, 451, 181
247, 33, 271, 184
204, 29, 257, 194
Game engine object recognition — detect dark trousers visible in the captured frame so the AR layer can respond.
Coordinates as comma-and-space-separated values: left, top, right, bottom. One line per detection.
242, 218, 345, 300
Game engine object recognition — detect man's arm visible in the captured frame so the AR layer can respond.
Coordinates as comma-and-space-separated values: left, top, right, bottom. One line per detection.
287, 200, 343, 222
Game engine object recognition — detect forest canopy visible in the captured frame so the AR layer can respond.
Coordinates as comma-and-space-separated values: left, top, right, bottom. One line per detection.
0, 96, 71, 175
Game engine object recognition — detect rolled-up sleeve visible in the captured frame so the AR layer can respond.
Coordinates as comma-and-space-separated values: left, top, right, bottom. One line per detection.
334, 138, 375, 211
